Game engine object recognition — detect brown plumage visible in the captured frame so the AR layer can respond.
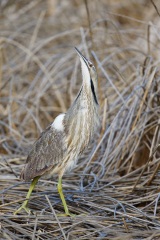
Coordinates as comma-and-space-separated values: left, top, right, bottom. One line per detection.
20, 125, 66, 180
14, 48, 100, 216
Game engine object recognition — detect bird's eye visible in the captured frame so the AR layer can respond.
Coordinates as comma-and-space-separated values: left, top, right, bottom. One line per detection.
88, 62, 93, 68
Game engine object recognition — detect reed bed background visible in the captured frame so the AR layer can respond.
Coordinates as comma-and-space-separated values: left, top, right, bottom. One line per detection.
0, 0, 160, 239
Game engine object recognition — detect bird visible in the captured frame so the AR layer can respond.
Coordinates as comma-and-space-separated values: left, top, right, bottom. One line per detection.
14, 47, 100, 216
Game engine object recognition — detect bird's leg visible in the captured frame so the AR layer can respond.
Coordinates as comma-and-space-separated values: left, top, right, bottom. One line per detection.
14, 176, 40, 215
57, 176, 72, 216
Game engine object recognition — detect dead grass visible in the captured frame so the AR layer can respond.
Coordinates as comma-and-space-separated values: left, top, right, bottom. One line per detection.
0, 0, 160, 239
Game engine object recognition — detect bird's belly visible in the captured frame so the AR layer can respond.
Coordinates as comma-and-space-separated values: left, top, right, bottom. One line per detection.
42, 164, 61, 179
42, 153, 78, 179
65, 155, 78, 173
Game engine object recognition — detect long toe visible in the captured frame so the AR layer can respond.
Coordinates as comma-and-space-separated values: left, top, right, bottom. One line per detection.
57, 211, 76, 217
14, 205, 31, 215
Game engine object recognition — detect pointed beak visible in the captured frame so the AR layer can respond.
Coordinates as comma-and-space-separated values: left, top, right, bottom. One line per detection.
75, 47, 89, 68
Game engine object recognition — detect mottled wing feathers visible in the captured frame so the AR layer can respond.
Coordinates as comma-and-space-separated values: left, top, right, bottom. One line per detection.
21, 125, 66, 181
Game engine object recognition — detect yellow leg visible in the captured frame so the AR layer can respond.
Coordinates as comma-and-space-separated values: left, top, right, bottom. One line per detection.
14, 176, 40, 215
57, 176, 72, 216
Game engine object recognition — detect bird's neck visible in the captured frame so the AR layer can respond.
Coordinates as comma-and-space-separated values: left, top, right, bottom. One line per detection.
82, 78, 98, 106
64, 84, 99, 153
66, 82, 99, 128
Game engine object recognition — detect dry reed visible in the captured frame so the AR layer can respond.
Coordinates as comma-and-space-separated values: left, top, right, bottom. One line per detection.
0, 0, 160, 239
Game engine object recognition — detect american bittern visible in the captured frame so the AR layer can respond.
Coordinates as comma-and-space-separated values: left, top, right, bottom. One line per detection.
14, 48, 100, 216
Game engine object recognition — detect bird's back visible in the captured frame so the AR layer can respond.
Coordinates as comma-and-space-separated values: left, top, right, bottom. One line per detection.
21, 122, 67, 181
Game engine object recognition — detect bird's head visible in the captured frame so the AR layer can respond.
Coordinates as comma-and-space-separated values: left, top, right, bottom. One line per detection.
75, 47, 98, 104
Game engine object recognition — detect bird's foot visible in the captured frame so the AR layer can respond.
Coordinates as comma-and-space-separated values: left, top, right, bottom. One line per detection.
14, 203, 31, 215
57, 211, 76, 217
